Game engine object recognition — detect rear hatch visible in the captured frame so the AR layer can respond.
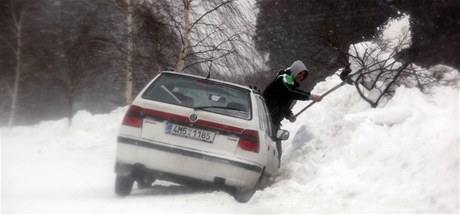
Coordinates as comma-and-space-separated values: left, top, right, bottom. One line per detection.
135, 72, 259, 158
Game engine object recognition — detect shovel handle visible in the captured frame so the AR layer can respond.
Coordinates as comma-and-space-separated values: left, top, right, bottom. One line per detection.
294, 67, 354, 118
294, 81, 346, 117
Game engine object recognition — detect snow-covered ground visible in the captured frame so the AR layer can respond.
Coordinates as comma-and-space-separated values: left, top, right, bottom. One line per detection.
1, 13, 459, 214
1, 73, 458, 213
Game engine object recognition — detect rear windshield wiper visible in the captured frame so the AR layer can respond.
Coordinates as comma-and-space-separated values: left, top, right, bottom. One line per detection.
193, 105, 241, 111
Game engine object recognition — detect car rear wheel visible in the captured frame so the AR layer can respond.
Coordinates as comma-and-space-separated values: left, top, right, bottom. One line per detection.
115, 175, 134, 196
233, 172, 264, 203
234, 185, 257, 203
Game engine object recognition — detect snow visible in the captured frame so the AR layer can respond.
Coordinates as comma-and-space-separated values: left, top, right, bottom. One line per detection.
379, 14, 411, 50
1, 9, 459, 214
1, 74, 459, 213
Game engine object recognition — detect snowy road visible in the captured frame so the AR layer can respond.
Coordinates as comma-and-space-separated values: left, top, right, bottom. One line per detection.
1, 118, 245, 213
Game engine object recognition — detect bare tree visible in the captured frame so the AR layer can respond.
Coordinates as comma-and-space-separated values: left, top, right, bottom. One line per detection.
0, 0, 33, 127
173, 0, 236, 72
348, 28, 438, 107
125, 0, 134, 103
111, 0, 135, 104
50, 2, 122, 125
111, 0, 184, 103
110, 0, 182, 97
164, 0, 261, 77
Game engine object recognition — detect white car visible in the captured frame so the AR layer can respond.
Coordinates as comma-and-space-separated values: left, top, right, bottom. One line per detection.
114, 71, 289, 202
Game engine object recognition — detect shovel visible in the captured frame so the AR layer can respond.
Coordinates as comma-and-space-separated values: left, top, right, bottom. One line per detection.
294, 67, 353, 117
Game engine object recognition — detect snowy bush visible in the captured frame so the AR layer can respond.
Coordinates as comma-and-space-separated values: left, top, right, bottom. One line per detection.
347, 14, 459, 108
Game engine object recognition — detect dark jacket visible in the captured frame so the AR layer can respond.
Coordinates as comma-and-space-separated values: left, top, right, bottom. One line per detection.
262, 69, 311, 125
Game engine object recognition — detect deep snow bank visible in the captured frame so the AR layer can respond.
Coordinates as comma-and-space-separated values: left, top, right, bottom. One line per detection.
1, 76, 459, 213
277, 75, 459, 212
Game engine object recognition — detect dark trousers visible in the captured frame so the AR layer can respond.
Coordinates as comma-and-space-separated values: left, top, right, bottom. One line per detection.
276, 139, 282, 166
273, 123, 282, 167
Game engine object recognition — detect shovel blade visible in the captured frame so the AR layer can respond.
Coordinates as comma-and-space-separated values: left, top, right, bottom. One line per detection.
339, 66, 354, 85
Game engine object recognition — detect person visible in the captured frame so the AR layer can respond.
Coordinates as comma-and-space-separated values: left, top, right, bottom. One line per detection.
262, 60, 322, 167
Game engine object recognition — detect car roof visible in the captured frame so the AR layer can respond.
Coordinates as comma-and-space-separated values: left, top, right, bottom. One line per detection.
160, 71, 255, 93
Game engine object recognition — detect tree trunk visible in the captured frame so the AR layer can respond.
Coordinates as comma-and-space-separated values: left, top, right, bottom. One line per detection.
67, 91, 74, 126
125, 0, 134, 104
176, 0, 191, 72
8, 10, 25, 127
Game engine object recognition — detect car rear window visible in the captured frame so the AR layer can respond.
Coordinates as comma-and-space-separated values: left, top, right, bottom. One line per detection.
142, 73, 252, 120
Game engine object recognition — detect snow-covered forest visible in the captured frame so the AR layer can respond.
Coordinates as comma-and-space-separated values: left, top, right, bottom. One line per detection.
1, 0, 458, 126
1, 0, 459, 213
0, 0, 266, 126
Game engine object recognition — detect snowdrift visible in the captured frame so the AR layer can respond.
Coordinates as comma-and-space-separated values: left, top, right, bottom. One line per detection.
2, 73, 458, 213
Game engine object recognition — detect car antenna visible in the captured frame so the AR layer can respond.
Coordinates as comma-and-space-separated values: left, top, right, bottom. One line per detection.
247, 79, 253, 87
206, 62, 213, 79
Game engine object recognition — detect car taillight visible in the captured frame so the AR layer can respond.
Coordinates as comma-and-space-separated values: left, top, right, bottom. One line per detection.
238, 129, 259, 153
122, 105, 143, 128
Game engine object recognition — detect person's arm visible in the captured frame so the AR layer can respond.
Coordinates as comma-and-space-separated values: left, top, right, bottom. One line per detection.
278, 75, 322, 122
280, 105, 294, 121
281, 74, 311, 100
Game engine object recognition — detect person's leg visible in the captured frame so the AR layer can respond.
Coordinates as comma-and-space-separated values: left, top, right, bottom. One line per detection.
276, 139, 282, 168
272, 123, 282, 167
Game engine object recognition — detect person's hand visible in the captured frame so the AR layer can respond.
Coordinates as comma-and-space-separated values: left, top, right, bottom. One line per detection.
288, 114, 296, 123
310, 94, 322, 102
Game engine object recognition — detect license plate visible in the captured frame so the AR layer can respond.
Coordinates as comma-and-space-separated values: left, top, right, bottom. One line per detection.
165, 123, 216, 143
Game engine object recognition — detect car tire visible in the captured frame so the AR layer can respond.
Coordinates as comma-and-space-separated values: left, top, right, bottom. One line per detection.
233, 185, 257, 203
233, 172, 264, 203
115, 175, 134, 196
257, 173, 270, 190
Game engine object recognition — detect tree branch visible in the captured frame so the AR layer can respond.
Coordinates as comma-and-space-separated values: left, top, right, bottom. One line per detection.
189, 0, 233, 31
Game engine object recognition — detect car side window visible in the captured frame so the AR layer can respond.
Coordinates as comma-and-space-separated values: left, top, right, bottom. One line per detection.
255, 96, 266, 132
255, 96, 273, 138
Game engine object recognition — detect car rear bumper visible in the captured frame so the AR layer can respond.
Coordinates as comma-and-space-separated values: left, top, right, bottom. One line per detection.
116, 136, 263, 188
